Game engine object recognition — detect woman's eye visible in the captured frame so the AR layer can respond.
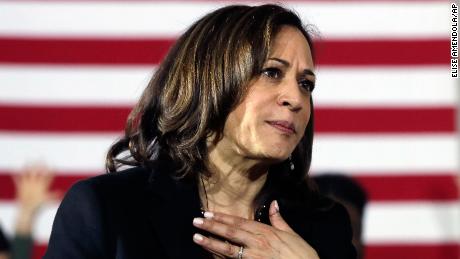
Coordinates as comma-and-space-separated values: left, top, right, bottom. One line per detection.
299, 79, 315, 92
262, 67, 282, 79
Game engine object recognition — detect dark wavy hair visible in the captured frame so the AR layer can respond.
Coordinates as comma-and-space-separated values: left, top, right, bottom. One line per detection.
106, 4, 316, 194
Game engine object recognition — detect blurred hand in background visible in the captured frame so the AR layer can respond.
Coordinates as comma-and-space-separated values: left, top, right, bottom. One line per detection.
13, 164, 60, 236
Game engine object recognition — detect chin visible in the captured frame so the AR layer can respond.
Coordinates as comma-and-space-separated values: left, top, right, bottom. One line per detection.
260, 145, 293, 162
243, 138, 297, 161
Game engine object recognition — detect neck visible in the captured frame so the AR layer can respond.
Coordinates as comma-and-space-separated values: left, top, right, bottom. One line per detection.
199, 141, 269, 219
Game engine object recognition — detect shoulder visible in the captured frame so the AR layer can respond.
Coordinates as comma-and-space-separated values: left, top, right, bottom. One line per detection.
307, 199, 357, 259
67, 166, 150, 198
281, 193, 350, 228
280, 194, 357, 259
75, 166, 151, 191
55, 166, 151, 217
54, 166, 156, 228
45, 167, 155, 259
308, 197, 353, 232
314, 201, 357, 258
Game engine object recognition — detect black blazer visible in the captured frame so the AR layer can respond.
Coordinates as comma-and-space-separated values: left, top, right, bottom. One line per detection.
44, 167, 356, 259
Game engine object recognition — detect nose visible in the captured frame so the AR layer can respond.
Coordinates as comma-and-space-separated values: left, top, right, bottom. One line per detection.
276, 79, 305, 112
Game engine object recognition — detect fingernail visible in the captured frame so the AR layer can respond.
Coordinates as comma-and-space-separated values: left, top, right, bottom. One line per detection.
193, 217, 204, 225
193, 233, 203, 242
274, 200, 280, 212
203, 211, 214, 219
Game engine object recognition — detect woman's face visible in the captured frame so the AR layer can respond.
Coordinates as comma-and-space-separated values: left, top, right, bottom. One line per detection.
220, 26, 315, 163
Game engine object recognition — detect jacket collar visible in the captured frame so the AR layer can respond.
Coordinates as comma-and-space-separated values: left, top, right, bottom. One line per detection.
141, 165, 315, 258
144, 165, 208, 259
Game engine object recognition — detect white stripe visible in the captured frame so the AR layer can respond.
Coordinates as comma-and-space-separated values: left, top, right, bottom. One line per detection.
312, 134, 458, 173
0, 65, 150, 106
364, 202, 460, 243
314, 66, 457, 107
0, 65, 455, 107
0, 2, 448, 39
0, 133, 456, 173
0, 201, 458, 244
0, 133, 116, 174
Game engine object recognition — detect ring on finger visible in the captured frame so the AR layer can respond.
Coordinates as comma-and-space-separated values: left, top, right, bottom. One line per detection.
237, 246, 244, 259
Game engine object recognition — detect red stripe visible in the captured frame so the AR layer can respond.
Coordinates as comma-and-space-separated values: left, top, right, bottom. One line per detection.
353, 174, 459, 201
31, 243, 460, 259
0, 37, 450, 65
0, 105, 455, 133
364, 244, 460, 259
0, 172, 457, 201
0, 37, 174, 65
0, 105, 129, 133
315, 107, 456, 133
314, 39, 450, 66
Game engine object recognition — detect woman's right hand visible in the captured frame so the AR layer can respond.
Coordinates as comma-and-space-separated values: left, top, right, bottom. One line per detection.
192, 200, 320, 259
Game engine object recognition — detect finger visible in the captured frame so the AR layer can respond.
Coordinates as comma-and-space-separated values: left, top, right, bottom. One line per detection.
41, 170, 55, 188
269, 200, 294, 233
19, 164, 37, 183
31, 165, 54, 184
196, 235, 233, 258
193, 217, 252, 245
204, 211, 269, 235
193, 233, 242, 258
202, 246, 226, 259
47, 191, 62, 203
27, 164, 41, 179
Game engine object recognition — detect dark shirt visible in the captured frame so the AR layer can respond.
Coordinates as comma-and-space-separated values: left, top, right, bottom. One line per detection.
44, 166, 356, 259
0, 226, 10, 252
0, 227, 33, 259
11, 235, 33, 259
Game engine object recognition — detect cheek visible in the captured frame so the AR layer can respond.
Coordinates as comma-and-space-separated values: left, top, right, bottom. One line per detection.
301, 99, 312, 122
230, 99, 269, 146
236, 102, 261, 140
297, 102, 312, 136
223, 102, 257, 142
304, 109, 312, 128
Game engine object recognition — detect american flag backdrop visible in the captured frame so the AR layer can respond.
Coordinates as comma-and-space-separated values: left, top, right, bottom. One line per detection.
0, 0, 458, 258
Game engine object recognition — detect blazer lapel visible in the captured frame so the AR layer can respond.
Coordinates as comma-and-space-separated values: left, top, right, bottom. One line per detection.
144, 167, 208, 259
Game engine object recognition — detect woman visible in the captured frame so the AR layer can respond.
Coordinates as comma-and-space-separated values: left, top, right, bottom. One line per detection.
44, 4, 356, 259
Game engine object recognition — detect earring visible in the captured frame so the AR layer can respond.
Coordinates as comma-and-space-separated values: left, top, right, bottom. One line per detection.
289, 155, 295, 170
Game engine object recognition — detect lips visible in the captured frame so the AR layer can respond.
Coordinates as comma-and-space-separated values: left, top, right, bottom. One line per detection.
266, 120, 296, 134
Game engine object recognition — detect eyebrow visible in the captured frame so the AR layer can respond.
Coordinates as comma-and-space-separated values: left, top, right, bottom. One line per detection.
268, 57, 316, 78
